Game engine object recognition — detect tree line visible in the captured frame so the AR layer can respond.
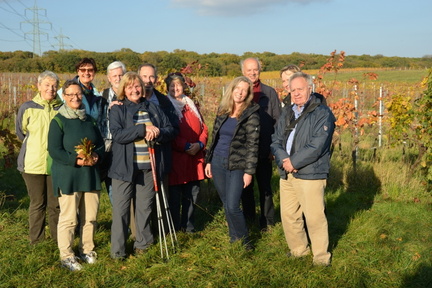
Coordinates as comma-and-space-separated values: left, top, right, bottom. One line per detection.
1, 48, 432, 76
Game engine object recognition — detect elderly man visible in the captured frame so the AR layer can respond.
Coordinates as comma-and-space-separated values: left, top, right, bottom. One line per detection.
271, 72, 335, 266
240, 57, 281, 230
101, 61, 126, 204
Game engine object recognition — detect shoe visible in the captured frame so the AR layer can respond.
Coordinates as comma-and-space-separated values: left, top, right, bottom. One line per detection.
61, 256, 82, 271
81, 251, 97, 264
313, 261, 332, 267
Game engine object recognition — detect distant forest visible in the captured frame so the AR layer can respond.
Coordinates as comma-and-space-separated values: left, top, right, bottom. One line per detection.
1, 48, 432, 76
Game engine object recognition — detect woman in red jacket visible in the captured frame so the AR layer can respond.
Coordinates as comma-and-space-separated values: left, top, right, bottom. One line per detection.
165, 73, 208, 233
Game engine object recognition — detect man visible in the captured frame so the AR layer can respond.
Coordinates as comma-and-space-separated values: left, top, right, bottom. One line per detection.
240, 57, 281, 230
138, 63, 179, 232
280, 64, 301, 106
101, 61, 126, 204
271, 72, 335, 266
280, 64, 326, 107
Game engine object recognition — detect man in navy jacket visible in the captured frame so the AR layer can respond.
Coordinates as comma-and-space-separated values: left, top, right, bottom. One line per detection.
271, 72, 335, 266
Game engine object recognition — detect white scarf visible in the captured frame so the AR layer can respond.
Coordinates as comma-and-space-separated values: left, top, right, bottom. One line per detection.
167, 94, 202, 124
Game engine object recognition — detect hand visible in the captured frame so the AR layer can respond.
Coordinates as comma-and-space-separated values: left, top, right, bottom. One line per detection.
282, 158, 297, 173
205, 163, 212, 178
243, 173, 253, 188
145, 125, 160, 141
186, 142, 200, 155
109, 100, 123, 109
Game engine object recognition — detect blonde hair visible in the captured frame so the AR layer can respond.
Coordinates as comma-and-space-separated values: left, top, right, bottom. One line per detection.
218, 76, 254, 118
117, 72, 145, 100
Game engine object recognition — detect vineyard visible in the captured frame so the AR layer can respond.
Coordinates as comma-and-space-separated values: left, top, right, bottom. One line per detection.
1, 61, 431, 178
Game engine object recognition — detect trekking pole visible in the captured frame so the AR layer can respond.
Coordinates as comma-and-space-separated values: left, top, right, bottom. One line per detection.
147, 141, 170, 260
159, 178, 178, 248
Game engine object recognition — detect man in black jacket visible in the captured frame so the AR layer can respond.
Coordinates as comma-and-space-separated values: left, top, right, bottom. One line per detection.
102, 61, 126, 204
138, 63, 180, 234
241, 57, 281, 230
271, 72, 335, 266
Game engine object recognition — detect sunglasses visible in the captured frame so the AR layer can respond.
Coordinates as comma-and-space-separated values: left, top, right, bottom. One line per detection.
78, 68, 95, 73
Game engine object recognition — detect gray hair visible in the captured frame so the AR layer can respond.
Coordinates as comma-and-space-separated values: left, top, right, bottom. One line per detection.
107, 61, 126, 74
240, 57, 261, 73
290, 72, 313, 87
38, 70, 59, 85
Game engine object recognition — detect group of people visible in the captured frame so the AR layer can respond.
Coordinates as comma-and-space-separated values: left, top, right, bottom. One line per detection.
16, 56, 336, 271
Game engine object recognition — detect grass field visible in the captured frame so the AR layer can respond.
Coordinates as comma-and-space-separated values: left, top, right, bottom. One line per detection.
0, 145, 431, 287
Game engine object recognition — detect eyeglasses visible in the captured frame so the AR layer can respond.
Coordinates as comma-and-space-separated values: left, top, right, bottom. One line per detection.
78, 68, 95, 73
64, 93, 82, 98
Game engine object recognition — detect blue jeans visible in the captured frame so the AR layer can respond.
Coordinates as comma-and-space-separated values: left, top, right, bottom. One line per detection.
211, 156, 248, 243
169, 181, 200, 232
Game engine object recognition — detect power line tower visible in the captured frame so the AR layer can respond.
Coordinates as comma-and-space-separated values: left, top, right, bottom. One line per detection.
20, 1, 51, 57
53, 28, 73, 51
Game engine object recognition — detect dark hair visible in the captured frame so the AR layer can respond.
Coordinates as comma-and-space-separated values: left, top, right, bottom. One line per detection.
138, 63, 157, 75
164, 72, 185, 88
61, 79, 83, 94
75, 58, 98, 73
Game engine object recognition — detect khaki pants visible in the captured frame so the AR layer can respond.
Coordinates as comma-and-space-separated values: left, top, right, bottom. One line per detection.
57, 190, 100, 260
280, 176, 331, 265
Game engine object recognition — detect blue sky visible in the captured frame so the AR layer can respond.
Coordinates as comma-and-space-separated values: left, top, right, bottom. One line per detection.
0, 0, 431, 58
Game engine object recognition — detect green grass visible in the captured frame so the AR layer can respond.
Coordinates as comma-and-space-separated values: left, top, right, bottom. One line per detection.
0, 144, 431, 287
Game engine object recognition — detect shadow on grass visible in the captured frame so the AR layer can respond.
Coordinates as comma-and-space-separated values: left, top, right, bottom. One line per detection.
194, 178, 223, 232
0, 164, 27, 212
327, 162, 381, 251
401, 263, 432, 288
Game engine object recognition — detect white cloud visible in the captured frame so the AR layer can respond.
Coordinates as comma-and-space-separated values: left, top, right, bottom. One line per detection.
171, 0, 328, 16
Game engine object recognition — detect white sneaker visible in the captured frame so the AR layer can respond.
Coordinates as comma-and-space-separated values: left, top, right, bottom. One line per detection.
61, 256, 82, 271
81, 251, 97, 264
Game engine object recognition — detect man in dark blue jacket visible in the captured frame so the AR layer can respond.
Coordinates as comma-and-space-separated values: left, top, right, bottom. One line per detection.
271, 72, 335, 266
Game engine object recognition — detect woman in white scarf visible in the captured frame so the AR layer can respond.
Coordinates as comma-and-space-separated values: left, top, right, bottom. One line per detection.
165, 73, 208, 233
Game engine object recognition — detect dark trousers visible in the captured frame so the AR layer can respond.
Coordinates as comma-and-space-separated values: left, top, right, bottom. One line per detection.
168, 181, 200, 232
110, 169, 155, 258
22, 173, 59, 244
241, 157, 275, 229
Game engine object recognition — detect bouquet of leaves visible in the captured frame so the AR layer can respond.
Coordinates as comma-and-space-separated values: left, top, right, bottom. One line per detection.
75, 137, 95, 166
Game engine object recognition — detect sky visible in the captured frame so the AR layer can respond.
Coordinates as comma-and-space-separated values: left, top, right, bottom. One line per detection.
0, 0, 431, 58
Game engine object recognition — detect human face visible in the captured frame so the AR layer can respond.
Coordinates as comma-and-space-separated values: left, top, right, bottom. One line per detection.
37, 77, 58, 101
63, 84, 83, 110
242, 58, 260, 83
125, 79, 143, 104
168, 80, 184, 100
281, 71, 294, 92
232, 81, 250, 105
139, 66, 157, 94
107, 67, 124, 92
290, 77, 312, 108
77, 64, 95, 87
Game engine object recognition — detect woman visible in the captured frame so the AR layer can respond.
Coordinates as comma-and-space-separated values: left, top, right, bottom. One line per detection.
48, 80, 105, 271
165, 73, 208, 233
204, 76, 260, 247
109, 72, 175, 260
59, 57, 108, 139
16, 71, 63, 244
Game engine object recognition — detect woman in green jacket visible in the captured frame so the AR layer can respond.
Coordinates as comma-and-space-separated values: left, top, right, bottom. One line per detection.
48, 80, 105, 271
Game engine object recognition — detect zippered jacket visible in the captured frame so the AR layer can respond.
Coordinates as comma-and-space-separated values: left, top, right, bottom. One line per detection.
205, 102, 260, 175
271, 94, 335, 180
16, 93, 63, 174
